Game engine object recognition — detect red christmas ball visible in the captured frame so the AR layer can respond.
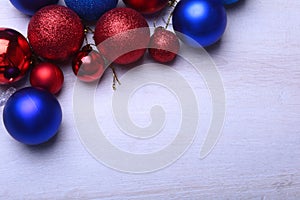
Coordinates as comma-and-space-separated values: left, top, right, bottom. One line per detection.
94, 8, 150, 65
30, 62, 64, 94
0, 28, 32, 84
123, 0, 169, 14
72, 47, 105, 82
28, 5, 84, 62
149, 27, 180, 63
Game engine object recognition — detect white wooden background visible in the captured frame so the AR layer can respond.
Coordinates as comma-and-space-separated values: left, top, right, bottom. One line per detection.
1, 0, 300, 199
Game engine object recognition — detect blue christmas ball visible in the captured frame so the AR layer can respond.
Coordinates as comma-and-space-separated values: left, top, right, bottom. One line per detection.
64, 0, 119, 21
9, 0, 59, 16
172, 0, 227, 47
3, 87, 62, 145
223, 0, 239, 5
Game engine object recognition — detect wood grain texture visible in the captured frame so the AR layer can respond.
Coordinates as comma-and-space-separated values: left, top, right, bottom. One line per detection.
1, 0, 300, 199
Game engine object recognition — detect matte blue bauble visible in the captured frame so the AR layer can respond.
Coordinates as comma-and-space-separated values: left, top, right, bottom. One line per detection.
3, 87, 62, 145
64, 0, 118, 21
223, 0, 239, 5
172, 0, 227, 47
9, 0, 59, 16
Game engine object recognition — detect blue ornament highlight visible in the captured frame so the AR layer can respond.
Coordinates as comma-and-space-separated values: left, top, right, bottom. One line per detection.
9, 0, 59, 16
3, 87, 62, 145
172, 0, 227, 47
64, 0, 119, 21
223, 0, 239, 5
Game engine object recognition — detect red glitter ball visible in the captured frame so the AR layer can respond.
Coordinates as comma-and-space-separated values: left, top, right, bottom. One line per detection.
27, 5, 84, 62
30, 62, 64, 94
72, 48, 105, 83
0, 28, 32, 84
149, 27, 180, 63
94, 8, 150, 65
123, 0, 169, 14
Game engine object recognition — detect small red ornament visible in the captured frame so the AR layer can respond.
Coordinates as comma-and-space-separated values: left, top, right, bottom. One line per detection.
0, 28, 32, 84
94, 8, 150, 65
30, 62, 64, 94
72, 46, 105, 82
123, 0, 169, 15
27, 5, 84, 62
149, 27, 180, 63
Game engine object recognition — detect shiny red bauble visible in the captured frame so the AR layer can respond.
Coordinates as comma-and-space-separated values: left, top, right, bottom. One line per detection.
149, 27, 180, 63
123, 0, 169, 14
94, 8, 150, 65
72, 46, 105, 82
30, 62, 64, 94
28, 5, 84, 62
0, 28, 32, 84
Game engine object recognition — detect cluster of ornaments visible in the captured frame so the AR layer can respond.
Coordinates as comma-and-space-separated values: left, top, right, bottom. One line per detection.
1, 0, 239, 145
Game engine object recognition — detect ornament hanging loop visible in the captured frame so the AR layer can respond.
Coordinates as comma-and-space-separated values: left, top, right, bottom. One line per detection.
110, 66, 121, 91
168, 0, 178, 7
165, 0, 178, 29
153, 0, 178, 29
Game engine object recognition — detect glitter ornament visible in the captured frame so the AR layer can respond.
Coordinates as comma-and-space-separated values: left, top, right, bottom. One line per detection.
72, 45, 105, 82
64, 0, 118, 21
172, 0, 227, 47
30, 62, 64, 94
149, 27, 180, 63
9, 0, 59, 16
27, 5, 84, 62
3, 87, 62, 145
123, 0, 169, 15
0, 28, 32, 84
94, 8, 150, 65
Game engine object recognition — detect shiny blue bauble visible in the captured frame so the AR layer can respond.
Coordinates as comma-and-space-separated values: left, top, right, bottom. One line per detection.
223, 0, 239, 5
172, 0, 227, 47
64, 0, 119, 21
3, 87, 62, 145
9, 0, 59, 16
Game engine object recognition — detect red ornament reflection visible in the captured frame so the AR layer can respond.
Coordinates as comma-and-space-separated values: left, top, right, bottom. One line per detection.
30, 62, 64, 94
72, 46, 105, 82
123, 0, 169, 14
0, 28, 32, 84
